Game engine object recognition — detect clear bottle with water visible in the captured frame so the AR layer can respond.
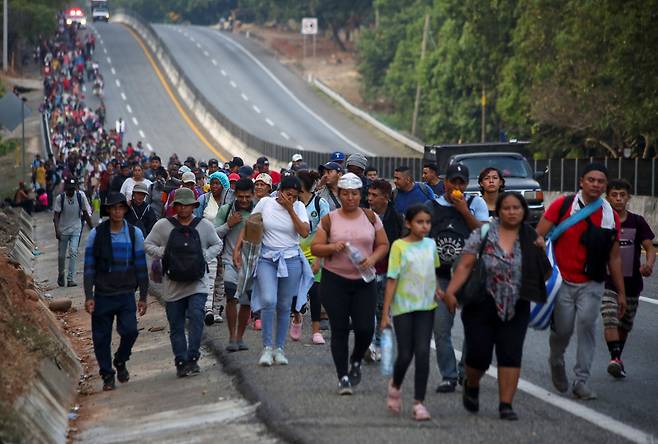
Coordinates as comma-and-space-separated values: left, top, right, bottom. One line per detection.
345, 242, 376, 283
380, 327, 395, 376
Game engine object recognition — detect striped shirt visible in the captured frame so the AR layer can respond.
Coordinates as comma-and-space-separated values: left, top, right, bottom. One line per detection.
83, 220, 149, 300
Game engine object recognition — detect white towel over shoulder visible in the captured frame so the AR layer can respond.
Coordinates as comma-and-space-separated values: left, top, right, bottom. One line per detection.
571, 191, 616, 229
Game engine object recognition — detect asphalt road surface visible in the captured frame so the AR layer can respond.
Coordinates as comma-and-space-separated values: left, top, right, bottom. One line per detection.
152, 24, 415, 157
85, 21, 657, 444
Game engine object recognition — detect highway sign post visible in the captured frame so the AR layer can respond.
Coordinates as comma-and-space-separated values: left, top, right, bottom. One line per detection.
301, 17, 318, 61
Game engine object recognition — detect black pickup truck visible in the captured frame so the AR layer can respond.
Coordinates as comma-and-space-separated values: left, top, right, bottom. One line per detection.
424, 141, 546, 224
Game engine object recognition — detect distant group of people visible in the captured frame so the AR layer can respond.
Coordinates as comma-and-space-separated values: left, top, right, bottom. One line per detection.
40, 14, 656, 422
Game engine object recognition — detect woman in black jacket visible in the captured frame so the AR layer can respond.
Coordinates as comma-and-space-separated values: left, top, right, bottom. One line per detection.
442, 192, 551, 421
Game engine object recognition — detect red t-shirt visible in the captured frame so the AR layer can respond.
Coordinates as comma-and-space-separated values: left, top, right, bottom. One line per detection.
544, 195, 620, 283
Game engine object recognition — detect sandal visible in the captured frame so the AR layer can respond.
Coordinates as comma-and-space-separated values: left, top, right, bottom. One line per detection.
387, 380, 401, 414
412, 403, 431, 421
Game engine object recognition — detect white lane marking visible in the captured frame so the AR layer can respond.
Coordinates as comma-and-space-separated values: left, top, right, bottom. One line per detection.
280, 131, 290, 140
241, 93, 249, 101
203, 50, 209, 57
196, 43, 202, 49
106, 56, 111, 64
103, 48, 107, 54
111, 67, 116, 75
212, 31, 373, 156
265, 118, 274, 127
429, 342, 653, 444
220, 70, 227, 77
115, 79, 121, 87
126, 104, 132, 114
132, 117, 139, 126
252, 105, 261, 114
190, 37, 195, 42
640, 296, 658, 305
230, 81, 237, 88
82, 85, 86, 93
139, 130, 145, 138
146, 143, 153, 151
211, 59, 218, 66
121, 92, 127, 101
296, 144, 305, 151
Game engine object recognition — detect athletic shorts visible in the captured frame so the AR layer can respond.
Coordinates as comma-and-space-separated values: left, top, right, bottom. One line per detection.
223, 261, 251, 306
600, 289, 639, 332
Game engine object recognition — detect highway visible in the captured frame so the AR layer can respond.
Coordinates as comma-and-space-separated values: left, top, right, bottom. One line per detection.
86, 20, 657, 443
152, 24, 415, 157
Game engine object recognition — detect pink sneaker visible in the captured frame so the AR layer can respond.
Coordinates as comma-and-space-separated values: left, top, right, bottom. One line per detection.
254, 319, 262, 331
289, 319, 302, 341
312, 332, 325, 345
412, 403, 431, 421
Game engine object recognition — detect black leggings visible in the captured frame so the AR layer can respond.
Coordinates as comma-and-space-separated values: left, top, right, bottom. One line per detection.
461, 296, 530, 370
320, 269, 376, 379
290, 282, 321, 321
393, 309, 435, 402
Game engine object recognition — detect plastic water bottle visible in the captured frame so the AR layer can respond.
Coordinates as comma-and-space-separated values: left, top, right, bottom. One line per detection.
380, 327, 394, 376
345, 242, 376, 283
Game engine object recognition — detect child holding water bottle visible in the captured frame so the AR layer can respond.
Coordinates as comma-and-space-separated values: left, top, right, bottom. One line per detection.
380, 204, 440, 421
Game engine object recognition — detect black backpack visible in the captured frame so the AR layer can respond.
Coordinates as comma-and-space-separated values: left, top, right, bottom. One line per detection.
429, 196, 475, 277
162, 217, 207, 282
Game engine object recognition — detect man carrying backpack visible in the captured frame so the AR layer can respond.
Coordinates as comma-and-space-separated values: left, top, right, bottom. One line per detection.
536, 163, 624, 400
83, 192, 149, 391
144, 188, 222, 377
393, 165, 437, 215
427, 163, 489, 393
54, 178, 94, 287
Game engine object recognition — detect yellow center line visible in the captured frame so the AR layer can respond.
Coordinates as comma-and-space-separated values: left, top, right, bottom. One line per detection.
123, 25, 227, 162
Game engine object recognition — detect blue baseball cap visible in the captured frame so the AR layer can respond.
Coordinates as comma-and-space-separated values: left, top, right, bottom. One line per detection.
319, 161, 343, 173
330, 151, 346, 163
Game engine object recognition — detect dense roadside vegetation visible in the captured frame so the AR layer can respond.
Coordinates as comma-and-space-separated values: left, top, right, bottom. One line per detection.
105, 1, 658, 157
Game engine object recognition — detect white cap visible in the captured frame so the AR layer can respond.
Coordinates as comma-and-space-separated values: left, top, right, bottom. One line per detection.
182, 171, 196, 183
292, 153, 303, 162
337, 172, 363, 190
254, 173, 273, 187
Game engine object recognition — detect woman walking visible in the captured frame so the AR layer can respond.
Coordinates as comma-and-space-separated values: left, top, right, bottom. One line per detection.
292, 170, 330, 343
381, 204, 439, 421
442, 192, 550, 420
478, 167, 505, 218
312, 173, 389, 395
235, 176, 313, 366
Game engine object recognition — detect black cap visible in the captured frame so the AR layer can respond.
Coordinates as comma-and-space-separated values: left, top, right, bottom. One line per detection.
446, 163, 469, 182
103, 192, 128, 208
238, 165, 254, 178
120, 162, 130, 169
256, 156, 269, 166
230, 156, 244, 168
64, 178, 77, 188
208, 158, 219, 166
199, 161, 208, 168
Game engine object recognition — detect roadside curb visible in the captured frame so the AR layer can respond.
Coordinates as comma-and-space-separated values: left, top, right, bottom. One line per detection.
147, 279, 301, 442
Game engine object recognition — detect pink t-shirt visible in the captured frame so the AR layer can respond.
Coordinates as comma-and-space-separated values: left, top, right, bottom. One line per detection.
320, 209, 383, 280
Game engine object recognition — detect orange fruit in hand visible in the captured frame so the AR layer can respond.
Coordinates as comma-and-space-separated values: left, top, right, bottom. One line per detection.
451, 190, 463, 200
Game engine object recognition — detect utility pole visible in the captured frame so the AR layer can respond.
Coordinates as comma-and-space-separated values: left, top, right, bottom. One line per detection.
21, 97, 26, 180
411, 13, 429, 137
480, 84, 486, 143
3, 0, 8, 72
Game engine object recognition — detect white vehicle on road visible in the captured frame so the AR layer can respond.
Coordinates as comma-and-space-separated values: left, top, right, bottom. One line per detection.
65, 7, 87, 27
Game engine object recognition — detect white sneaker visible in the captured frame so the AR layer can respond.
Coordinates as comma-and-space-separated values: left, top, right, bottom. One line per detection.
258, 347, 273, 366
273, 348, 289, 365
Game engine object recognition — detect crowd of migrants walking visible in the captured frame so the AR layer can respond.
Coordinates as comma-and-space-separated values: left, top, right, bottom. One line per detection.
22, 13, 655, 422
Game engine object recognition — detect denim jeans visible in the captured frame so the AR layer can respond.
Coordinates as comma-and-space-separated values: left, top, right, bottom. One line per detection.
91, 293, 139, 377
371, 273, 386, 347
58, 233, 81, 281
255, 256, 302, 349
433, 277, 458, 382
165, 293, 207, 364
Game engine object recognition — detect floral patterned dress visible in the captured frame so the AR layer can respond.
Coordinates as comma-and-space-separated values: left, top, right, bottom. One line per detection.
463, 220, 522, 321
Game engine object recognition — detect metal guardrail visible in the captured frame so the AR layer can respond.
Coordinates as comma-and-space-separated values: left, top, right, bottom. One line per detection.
41, 110, 53, 158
